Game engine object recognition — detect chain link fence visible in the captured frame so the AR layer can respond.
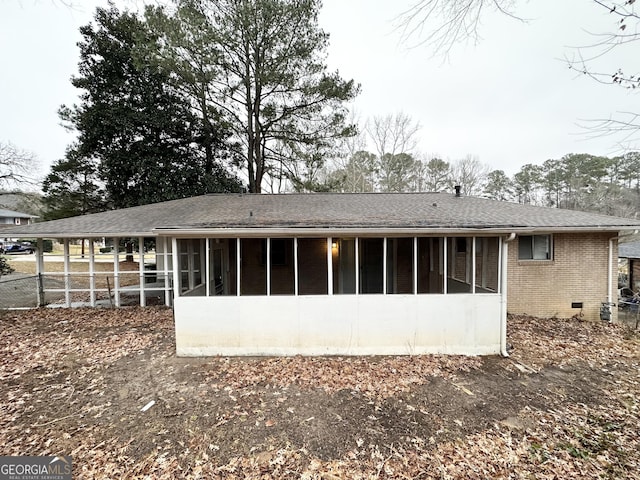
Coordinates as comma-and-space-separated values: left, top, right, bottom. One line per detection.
0, 273, 171, 309
0, 275, 37, 308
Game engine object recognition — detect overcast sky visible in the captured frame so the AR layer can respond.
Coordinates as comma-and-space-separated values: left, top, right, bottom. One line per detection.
0, 0, 638, 183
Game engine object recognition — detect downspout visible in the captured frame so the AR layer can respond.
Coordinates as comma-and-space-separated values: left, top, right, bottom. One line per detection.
608, 235, 620, 312
501, 233, 517, 357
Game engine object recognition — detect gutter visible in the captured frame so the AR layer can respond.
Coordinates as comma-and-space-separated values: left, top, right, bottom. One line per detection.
609, 235, 620, 307
151, 225, 639, 238
501, 233, 517, 357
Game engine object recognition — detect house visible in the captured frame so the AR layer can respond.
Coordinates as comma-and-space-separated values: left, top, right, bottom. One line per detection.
0, 207, 37, 229
0, 208, 38, 243
5, 192, 640, 357
618, 241, 640, 292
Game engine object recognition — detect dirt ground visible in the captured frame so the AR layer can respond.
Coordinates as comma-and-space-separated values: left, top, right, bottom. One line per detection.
0, 308, 639, 479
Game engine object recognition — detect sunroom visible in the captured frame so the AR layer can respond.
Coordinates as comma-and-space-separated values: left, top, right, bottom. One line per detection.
168, 233, 506, 356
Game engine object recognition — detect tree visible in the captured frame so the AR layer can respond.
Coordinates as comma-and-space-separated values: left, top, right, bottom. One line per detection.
330, 150, 378, 192
60, 5, 240, 209
366, 113, 421, 159
0, 141, 39, 189
448, 155, 490, 196
378, 153, 420, 192
396, 0, 640, 145
41, 147, 106, 220
366, 113, 421, 191
513, 163, 543, 205
483, 169, 513, 201
422, 157, 451, 192
395, 0, 520, 54
147, 0, 359, 193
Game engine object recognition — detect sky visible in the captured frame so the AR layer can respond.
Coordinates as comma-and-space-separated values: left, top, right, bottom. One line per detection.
0, 0, 638, 184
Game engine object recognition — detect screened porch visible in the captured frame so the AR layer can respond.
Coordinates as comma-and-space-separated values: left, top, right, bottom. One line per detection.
173, 236, 502, 299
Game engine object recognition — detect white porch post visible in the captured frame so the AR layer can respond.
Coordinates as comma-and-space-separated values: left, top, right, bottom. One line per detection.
413, 237, 418, 295
443, 237, 448, 294
355, 237, 359, 295
63, 239, 71, 307
138, 236, 146, 307
113, 237, 120, 307
382, 237, 387, 295
205, 238, 211, 297
172, 237, 180, 298
267, 238, 271, 296
163, 237, 171, 306
294, 238, 299, 296
89, 240, 96, 307
472, 236, 476, 294
326, 238, 332, 295
236, 238, 241, 296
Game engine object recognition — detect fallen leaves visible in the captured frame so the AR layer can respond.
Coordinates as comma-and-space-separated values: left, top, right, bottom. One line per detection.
210, 354, 481, 400
0, 308, 639, 479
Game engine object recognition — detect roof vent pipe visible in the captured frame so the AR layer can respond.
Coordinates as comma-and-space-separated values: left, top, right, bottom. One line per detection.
454, 185, 461, 197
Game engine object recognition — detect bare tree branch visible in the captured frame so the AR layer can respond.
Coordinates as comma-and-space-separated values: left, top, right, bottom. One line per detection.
0, 141, 40, 189
394, 0, 523, 55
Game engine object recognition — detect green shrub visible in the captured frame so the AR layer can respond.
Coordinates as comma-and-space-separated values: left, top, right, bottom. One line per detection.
0, 256, 14, 279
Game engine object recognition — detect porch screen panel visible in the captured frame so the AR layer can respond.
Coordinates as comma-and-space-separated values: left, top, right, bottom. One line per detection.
270, 238, 295, 295
208, 239, 236, 296
475, 237, 499, 293
178, 239, 189, 294
448, 237, 472, 294
359, 238, 383, 294
332, 238, 356, 294
177, 239, 204, 295
298, 238, 328, 295
417, 237, 444, 294
386, 237, 414, 294
241, 238, 267, 295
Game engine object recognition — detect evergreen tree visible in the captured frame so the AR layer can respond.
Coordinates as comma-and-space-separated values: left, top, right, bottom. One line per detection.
41, 147, 106, 220
147, 0, 359, 192
57, 5, 240, 209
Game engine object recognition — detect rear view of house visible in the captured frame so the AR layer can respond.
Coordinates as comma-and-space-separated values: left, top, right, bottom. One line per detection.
5, 192, 639, 356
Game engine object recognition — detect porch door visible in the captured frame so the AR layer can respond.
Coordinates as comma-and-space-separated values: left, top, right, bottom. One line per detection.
210, 241, 227, 295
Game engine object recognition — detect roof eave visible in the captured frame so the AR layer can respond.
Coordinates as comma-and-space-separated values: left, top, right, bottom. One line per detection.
0, 231, 156, 239
3, 225, 635, 239
152, 225, 635, 237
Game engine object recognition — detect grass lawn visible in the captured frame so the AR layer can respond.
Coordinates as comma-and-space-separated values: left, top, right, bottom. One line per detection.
1, 308, 639, 479
7, 257, 143, 292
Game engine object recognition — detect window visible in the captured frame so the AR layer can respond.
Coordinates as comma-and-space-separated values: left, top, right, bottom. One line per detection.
518, 235, 552, 260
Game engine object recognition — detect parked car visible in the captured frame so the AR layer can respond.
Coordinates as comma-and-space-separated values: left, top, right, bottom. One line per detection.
0, 242, 35, 254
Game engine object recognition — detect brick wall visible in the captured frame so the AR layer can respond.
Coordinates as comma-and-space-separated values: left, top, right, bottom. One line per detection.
507, 232, 617, 321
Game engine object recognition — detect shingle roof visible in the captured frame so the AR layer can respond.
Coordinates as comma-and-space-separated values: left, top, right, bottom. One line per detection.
619, 241, 640, 259
0, 208, 37, 219
4, 192, 640, 238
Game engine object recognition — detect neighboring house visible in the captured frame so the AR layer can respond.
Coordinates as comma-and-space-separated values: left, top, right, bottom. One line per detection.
5, 192, 640, 357
0, 208, 37, 228
0, 208, 37, 241
619, 241, 640, 292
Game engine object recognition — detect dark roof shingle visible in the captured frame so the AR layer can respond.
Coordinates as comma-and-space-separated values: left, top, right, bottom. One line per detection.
5, 192, 640, 237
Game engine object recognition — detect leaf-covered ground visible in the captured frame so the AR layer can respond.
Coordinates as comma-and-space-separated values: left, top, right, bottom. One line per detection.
1, 307, 639, 479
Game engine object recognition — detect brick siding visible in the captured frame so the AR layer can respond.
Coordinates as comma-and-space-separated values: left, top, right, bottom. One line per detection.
507, 232, 617, 321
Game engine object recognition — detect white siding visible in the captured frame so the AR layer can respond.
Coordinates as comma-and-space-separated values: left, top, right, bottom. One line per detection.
174, 294, 501, 356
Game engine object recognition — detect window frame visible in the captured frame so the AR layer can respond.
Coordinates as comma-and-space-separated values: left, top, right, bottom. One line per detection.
518, 234, 553, 261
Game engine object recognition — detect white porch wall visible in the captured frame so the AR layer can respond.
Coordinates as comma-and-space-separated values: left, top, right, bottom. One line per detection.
174, 294, 501, 356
